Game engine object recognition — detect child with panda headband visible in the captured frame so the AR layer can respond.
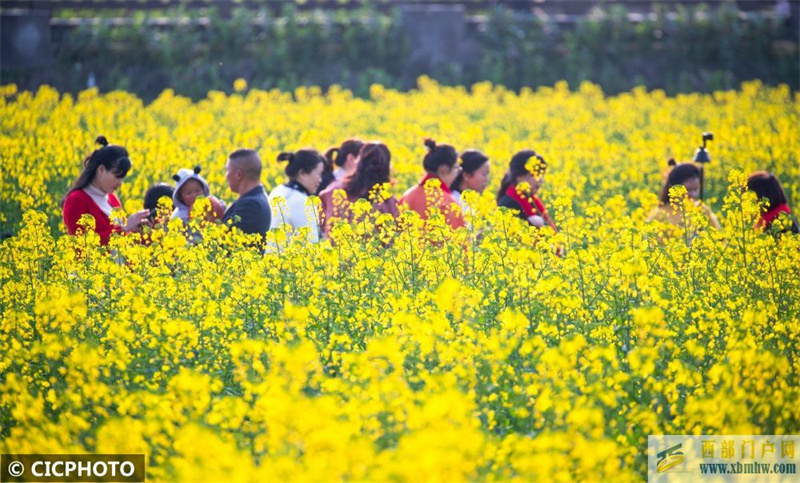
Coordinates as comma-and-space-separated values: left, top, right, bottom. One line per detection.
171, 166, 226, 223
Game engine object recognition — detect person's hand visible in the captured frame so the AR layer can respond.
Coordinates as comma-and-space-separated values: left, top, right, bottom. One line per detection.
209, 195, 227, 221
123, 210, 151, 232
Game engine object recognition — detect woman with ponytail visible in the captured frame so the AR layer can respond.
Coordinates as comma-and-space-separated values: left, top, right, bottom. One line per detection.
62, 136, 150, 245
646, 159, 721, 233
319, 142, 398, 237
399, 138, 465, 229
269, 149, 325, 242
450, 149, 490, 206
496, 150, 556, 231
318, 139, 364, 194
747, 171, 799, 234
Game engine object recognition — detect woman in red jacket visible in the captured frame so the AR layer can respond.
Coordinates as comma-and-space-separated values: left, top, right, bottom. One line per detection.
496, 150, 556, 232
747, 171, 799, 234
62, 136, 150, 245
399, 138, 465, 230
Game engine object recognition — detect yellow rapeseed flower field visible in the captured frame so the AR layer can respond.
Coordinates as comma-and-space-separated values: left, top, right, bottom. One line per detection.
1, 79, 798, 482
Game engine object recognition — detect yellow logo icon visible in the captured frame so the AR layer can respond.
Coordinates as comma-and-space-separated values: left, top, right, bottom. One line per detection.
657, 443, 685, 473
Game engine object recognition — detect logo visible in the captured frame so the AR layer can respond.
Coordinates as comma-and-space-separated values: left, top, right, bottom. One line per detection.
8, 461, 25, 477
657, 443, 685, 473
1, 454, 144, 482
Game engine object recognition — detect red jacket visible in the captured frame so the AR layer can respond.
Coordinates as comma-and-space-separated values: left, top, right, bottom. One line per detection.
399, 175, 465, 230
62, 189, 122, 245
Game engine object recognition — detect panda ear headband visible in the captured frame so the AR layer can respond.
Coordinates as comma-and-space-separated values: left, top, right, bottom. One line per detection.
172, 165, 203, 182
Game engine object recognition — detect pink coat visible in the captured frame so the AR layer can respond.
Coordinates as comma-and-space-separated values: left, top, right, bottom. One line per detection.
319, 180, 399, 238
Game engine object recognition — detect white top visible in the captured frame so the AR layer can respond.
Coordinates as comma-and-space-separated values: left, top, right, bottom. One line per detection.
268, 184, 320, 243
333, 167, 347, 180
451, 190, 463, 208
527, 215, 545, 227
84, 184, 113, 216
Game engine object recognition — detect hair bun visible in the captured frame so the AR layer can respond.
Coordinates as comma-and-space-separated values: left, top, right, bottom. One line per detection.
193, 165, 202, 174
277, 151, 294, 163
667, 157, 677, 167
423, 138, 437, 151
95, 135, 109, 147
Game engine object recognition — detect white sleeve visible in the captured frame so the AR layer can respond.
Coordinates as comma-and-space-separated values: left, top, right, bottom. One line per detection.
268, 195, 285, 230
527, 215, 545, 227
270, 192, 320, 243
287, 195, 320, 243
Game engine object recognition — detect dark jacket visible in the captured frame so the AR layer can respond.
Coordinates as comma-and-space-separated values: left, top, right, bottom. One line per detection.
222, 185, 272, 236
497, 194, 526, 220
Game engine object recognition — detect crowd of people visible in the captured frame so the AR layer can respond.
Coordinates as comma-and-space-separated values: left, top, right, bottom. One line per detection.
61, 135, 799, 248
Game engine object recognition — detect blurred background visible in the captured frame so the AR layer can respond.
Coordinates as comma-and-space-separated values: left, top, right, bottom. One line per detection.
2, 0, 798, 100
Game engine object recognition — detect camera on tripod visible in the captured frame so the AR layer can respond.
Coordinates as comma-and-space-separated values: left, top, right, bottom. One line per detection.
692, 132, 713, 199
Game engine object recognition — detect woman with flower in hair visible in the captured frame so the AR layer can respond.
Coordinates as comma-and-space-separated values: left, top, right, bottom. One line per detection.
400, 138, 465, 230
496, 150, 556, 231
62, 136, 150, 245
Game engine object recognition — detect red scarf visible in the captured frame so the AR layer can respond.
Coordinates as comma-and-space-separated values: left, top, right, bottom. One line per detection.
505, 184, 557, 232
419, 173, 452, 194
759, 203, 791, 228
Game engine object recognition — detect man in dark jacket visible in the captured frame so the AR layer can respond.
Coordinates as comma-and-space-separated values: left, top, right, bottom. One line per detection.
222, 149, 272, 236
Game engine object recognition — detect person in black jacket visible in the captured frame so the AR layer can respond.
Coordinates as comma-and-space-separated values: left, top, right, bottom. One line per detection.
222, 149, 272, 236
497, 150, 556, 231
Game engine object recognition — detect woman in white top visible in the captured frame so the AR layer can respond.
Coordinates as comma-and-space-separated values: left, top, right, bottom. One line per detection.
318, 138, 364, 194
449, 149, 491, 207
269, 149, 325, 243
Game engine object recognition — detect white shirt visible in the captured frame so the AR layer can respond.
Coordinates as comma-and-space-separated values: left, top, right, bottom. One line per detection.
333, 168, 347, 180
451, 190, 463, 208
268, 184, 320, 243
83, 184, 113, 216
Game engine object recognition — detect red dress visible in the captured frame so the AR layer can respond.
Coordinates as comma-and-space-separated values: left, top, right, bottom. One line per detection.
62, 189, 122, 245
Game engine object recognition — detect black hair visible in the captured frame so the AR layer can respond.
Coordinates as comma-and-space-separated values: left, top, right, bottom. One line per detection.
63, 136, 131, 204
497, 150, 546, 202
325, 139, 365, 168
451, 149, 489, 192
422, 138, 458, 174
144, 183, 175, 211
228, 148, 262, 180
659, 160, 701, 205
344, 142, 392, 199
747, 171, 790, 210
277, 149, 325, 179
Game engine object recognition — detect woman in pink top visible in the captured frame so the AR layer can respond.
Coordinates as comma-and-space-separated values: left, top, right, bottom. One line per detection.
319, 141, 398, 238
62, 136, 149, 245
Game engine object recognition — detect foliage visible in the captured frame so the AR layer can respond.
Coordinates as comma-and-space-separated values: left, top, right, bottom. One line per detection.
1, 80, 799, 481
4, 3, 797, 99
